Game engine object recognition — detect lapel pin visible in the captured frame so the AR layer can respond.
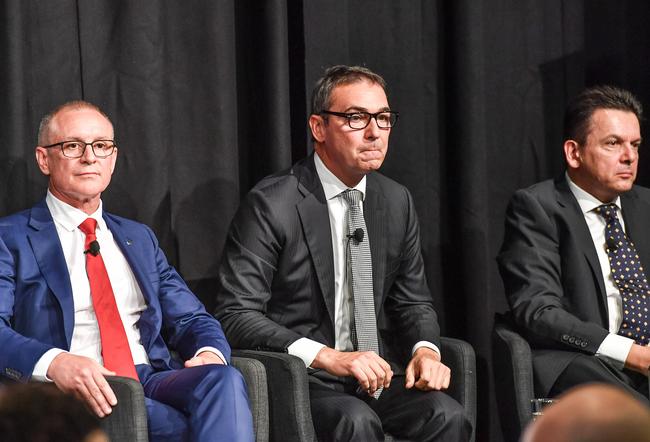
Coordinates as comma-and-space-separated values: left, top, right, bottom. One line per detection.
126, 239, 132, 246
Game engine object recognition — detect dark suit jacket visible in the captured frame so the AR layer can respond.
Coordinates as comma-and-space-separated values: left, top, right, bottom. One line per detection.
216, 155, 440, 372
0, 200, 230, 382
497, 176, 650, 393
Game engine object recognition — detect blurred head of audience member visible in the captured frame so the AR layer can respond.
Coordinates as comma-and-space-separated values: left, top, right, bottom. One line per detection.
523, 383, 650, 442
0, 383, 109, 442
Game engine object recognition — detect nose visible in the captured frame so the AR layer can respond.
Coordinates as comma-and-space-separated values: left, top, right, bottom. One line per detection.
621, 143, 638, 164
364, 116, 381, 139
80, 143, 98, 163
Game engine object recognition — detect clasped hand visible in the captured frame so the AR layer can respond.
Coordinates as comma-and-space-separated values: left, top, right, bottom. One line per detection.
313, 346, 450, 397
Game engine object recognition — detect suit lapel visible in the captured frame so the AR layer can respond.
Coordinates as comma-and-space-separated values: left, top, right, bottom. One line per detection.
27, 201, 75, 347
104, 214, 159, 352
364, 175, 386, 315
295, 157, 336, 326
555, 177, 608, 310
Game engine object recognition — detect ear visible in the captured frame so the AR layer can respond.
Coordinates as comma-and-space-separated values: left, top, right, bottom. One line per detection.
308, 114, 326, 143
35, 147, 51, 176
564, 140, 581, 169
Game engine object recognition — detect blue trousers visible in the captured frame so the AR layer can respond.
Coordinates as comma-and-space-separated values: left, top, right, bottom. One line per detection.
137, 364, 254, 442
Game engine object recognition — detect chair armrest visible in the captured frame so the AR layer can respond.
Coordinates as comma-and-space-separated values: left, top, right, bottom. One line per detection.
232, 356, 269, 442
102, 376, 148, 442
441, 336, 477, 442
233, 350, 316, 442
492, 317, 534, 441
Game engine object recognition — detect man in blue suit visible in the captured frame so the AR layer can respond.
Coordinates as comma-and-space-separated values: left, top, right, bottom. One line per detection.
0, 101, 254, 441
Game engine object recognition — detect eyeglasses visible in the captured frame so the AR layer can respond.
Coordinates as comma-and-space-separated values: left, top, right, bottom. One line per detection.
320, 110, 399, 129
42, 140, 117, 158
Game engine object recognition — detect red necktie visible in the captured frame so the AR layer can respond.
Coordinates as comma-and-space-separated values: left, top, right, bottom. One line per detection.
78, 218, 138, 380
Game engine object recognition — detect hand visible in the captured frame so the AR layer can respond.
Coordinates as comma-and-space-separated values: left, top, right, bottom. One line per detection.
47, 353, 117, 418
312, 347, 393, 396
624, 343, 650, 375
405, 347, 450, 391
184, 351, 226, 367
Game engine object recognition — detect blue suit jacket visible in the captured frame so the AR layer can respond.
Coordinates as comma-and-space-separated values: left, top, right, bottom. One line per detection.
0, 199, 230, 382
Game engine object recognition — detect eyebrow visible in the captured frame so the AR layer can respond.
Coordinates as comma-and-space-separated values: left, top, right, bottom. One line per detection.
601, 134, 643, 145
343, 106, 391, 113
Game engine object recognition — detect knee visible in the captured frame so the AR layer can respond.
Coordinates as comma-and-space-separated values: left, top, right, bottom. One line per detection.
201, 365, 246, 389
423, 394, 472, 441
329, 403, 383, 441
191, 364, 247, 400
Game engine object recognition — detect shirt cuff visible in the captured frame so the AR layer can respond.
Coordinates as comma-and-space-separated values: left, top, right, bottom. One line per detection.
32, 348, 67, 382
194, 347, 227, 365
595, 333, 634, 369
412, 341, 441, 358
287, 337, 326, 368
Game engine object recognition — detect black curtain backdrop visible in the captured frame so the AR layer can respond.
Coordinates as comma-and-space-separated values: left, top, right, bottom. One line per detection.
2, 1, 650, 440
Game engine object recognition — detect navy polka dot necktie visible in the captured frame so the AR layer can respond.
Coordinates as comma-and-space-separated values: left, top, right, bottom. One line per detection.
595, 203, 650, 345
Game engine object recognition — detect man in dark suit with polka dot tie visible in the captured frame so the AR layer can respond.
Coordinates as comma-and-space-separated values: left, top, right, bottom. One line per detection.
498, 85, 650, 403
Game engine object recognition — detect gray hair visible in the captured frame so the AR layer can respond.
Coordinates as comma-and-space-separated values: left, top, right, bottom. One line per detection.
310, 65, 387, 115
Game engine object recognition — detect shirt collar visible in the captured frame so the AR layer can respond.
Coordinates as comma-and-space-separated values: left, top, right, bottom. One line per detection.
314, 152, 367, 201
46, 190, 106, 232
566, 172, 621, 214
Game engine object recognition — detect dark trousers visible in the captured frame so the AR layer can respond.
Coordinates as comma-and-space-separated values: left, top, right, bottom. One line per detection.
308, 374, 471, 442
137, 364, 254, 442
549, 353, 649, 405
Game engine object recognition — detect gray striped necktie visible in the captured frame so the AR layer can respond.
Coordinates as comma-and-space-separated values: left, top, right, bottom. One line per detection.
341, 189, 382, 398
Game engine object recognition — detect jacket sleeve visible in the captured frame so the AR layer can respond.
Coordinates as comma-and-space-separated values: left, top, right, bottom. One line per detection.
0, 235, 55, 382
142, 225, 232, 363
215, 188, 303, 352
497, 189, 608, 353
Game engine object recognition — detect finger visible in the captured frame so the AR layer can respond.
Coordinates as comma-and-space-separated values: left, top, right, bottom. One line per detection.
431, 365, 450, 390
384, 366, 393, 388
98, 365, 117, 377
405, 360, 416, 389
364, 364, 379, 394
441, 371, 451, 389
435, 366, 451, 390
85, 375, 114, 416
425, 366, 450, 391
365, 359, 388, 393
94, 371, 117, 407
185, 357, 202, 368
350, 365, 371, 391
374, 356, 393, 388
77, 382, 109, 418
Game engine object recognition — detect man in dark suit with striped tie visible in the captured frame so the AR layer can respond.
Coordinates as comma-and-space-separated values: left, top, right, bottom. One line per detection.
216, 65, 470, 441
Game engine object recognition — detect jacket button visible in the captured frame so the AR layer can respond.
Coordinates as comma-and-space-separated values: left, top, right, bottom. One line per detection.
581, 342, 588, 348
562, 334, 569, 341
568, 337, 575, 344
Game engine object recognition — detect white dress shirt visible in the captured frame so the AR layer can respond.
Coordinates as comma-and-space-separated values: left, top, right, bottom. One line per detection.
566, 174, 635, 368
33, 191, 224, 380
287, 153, 440, 367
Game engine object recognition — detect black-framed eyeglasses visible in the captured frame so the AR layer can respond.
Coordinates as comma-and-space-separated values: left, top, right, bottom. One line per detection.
42, 140, 117, 158
320, 110, 399, 129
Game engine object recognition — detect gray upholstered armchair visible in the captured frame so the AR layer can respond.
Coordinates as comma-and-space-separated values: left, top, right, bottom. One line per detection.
100, 356, 270, 442
234, 336, 477, 442
492, 314, 535, 442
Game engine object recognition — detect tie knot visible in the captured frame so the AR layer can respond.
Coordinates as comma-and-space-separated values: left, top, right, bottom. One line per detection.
341, 189, 362, 207
594, 203, 619, 222
78, 218, 98, 236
